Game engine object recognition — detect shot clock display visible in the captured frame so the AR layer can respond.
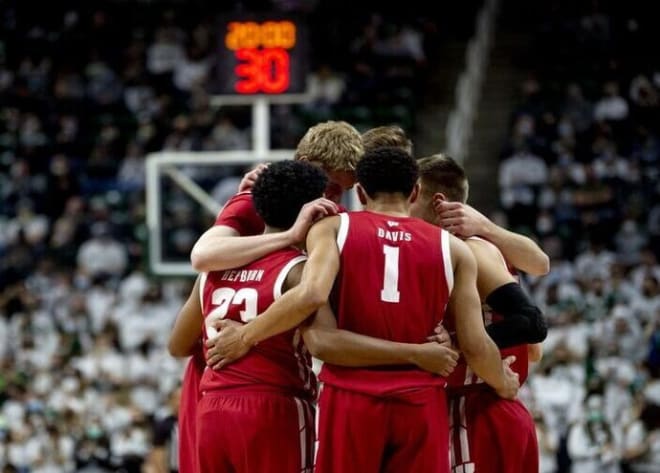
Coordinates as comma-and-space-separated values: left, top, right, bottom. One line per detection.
211, 15, 309, 96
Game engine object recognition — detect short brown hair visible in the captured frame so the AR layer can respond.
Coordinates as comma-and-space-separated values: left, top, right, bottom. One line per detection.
362, 125, 413, 155
417, 154, 469, 203
294, 121, 364, 172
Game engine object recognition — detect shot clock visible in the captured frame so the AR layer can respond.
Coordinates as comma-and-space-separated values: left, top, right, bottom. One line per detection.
211, 15, 309, 96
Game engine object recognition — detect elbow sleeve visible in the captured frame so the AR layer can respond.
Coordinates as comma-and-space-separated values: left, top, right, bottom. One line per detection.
485, 282, 548, 347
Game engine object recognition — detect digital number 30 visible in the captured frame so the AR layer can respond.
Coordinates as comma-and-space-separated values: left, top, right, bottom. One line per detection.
234, 48, 290, 94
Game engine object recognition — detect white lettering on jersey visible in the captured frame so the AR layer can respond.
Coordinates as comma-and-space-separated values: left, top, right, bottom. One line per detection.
220, 269, 264, 282
377, 228, 412, 242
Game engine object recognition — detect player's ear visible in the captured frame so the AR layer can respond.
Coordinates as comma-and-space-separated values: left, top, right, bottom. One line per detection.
409, 182, 420, 204
356, 183, 368, 206
432, 192, 447, 205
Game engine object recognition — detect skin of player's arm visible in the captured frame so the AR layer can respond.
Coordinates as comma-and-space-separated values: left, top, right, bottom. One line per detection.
466, 238, 547, 348
464, 239, 545, 361
190, 225, 298, 272
144, 448, 168, 473
239, 216, 341, 346
464, 238, 517, 297
168, 276, 203, 357
449, 236, 515, 393
301, 305, 457, 374
190, 198, 338, 272
479, 223, 549, 276
435, 201, 549, 275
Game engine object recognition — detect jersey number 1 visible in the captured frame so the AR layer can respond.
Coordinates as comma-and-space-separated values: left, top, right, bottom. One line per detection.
381, 245, 400, 303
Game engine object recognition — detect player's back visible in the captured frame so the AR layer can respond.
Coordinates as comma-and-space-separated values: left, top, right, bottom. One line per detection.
446, 237, 529, 394
199, 248, 316, 400
321, 210, 453, 396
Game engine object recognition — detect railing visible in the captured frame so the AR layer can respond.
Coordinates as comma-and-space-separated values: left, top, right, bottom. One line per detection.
446, 0, 499, 162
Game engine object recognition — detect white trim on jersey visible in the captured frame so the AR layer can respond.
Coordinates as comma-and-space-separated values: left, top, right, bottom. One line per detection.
199, 272, 208, 309
295, 397, 307, 470
441, 230, 454, 294
336, 212, 349, 252
294, 397, 314, 472
314, 384, 323, 468
273, 255, 308, 300
449, 396, 476, 473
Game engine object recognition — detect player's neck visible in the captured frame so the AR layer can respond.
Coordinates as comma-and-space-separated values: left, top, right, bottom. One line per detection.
365, 197, 410, 218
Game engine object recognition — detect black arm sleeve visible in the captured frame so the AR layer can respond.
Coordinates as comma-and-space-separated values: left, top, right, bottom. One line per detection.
484, 282, 547, 349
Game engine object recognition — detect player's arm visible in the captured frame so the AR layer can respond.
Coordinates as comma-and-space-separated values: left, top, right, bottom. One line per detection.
190, 198, 338, 272
191, 224, 294, 271
436, 201, 550, 275
449, 235, 519, 399
301, 305, 458, 376
168, 277, 203, 357
207, 217, 341, 368
466, 239, 548, 348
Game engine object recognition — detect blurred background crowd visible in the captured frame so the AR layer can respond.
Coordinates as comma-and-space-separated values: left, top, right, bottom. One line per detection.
0, 0, 658, 472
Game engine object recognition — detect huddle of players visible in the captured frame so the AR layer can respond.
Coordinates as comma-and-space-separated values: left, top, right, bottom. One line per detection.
168, 121, 549, 473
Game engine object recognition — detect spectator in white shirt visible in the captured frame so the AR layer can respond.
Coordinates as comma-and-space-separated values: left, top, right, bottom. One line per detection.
76, 222, 128, 280
594, 81, 629, 122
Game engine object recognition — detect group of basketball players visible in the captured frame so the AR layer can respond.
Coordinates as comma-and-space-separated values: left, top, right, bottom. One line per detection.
167, 121, 550, 473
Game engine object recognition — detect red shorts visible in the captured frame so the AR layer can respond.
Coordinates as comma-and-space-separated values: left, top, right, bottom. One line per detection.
196, 390, 315, 473
449, 389, 538, 473
315, 385, 449, 473
178, 353, 205, 473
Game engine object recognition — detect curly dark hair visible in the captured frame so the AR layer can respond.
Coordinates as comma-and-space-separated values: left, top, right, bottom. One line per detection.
356, 146, 418, 198
252, 160, 328, 229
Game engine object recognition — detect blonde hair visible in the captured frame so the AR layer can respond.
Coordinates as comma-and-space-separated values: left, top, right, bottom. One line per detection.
362, 125, 413, 155
294, 121, 364, 171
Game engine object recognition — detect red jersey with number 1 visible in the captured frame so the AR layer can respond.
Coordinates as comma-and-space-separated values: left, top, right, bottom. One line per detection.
320, 211, 454, 397
199, 248, 317, 401
445, 237, 529, 395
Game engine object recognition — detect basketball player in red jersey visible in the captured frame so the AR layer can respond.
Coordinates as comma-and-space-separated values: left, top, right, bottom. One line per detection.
170, 160, 329, 472
411, 154, 547, 473
210, 147, 519, 473
169, 120, 363, 473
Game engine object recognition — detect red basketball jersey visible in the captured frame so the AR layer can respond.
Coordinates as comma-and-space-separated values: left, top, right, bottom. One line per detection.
214, 191, 265, 236
446, 237, 529, 394
320, 211, 454, 397
199, 248, 317, 400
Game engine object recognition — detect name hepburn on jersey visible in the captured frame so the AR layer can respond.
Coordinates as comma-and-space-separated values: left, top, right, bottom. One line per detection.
377, 228, 412, 242
220, 269, 264, 282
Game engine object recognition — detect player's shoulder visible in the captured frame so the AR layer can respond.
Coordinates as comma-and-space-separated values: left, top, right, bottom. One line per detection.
465, 236, 504, 260
465, 235, 500, 252
312, 214, 342, 232
225, 191, 254, 203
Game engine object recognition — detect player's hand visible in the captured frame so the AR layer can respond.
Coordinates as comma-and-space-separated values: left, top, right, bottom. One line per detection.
426, 323, 453, 348
434, 199, 490, 239
238, 163, 269, 192
205, 320, 252, 369
287, 197, 339, 244
205, 319, 242, 366
494, 356, 520, 400
411, 343, 459, 377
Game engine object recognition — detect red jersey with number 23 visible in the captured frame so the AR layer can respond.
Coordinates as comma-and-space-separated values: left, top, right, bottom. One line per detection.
198, 248, 317, 401
320, 211, 454, 397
